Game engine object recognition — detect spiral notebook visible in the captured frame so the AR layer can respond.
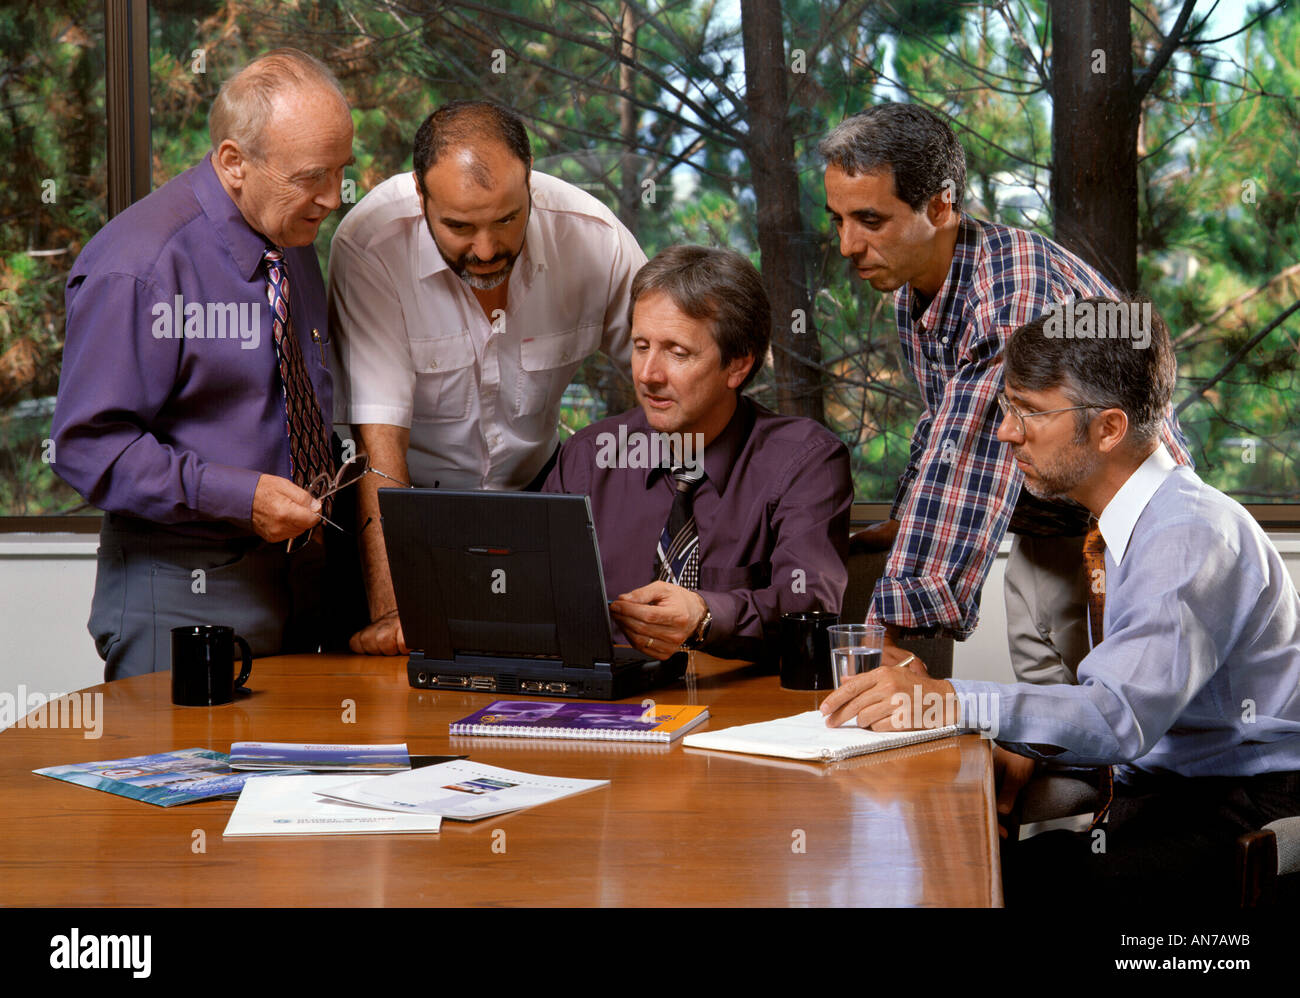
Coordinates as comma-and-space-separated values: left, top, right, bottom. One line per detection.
450, 700, 710, 743
681, 710, 959, 762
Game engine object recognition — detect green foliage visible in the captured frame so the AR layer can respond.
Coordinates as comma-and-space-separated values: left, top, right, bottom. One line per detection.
3, 0, 1299, 516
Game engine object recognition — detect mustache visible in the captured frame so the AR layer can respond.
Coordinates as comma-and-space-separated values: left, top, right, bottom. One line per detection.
459, 251, 512, 268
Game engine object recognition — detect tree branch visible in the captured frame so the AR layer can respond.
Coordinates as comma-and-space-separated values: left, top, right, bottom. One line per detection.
1132, 0, 1200, 107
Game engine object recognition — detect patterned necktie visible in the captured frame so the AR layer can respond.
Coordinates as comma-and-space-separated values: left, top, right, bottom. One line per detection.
264, 248, 334, 516
656, 466, 704, 589
1082, 522, 1107, 646
1081, 520, 1113, 829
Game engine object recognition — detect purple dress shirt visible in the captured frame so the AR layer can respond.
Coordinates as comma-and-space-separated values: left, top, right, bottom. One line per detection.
545, 396, 852, 662
52, 154, 332, 538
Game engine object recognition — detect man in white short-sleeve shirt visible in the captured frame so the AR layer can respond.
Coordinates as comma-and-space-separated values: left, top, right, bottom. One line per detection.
328, 100, 645, 655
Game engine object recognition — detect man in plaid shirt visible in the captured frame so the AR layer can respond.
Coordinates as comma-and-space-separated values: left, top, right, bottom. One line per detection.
820, 103, 1191, 683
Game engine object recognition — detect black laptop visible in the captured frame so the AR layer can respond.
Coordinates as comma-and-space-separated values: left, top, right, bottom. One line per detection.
379, 489, 686, 700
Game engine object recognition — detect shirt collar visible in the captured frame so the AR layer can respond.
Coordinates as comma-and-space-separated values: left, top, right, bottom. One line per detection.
642, 395, 754, 496
1097, 445, 1178, 564
193, 153, 275, 281
900, 213, 979, 335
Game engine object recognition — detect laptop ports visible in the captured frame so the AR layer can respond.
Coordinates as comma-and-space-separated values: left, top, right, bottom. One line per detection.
545, 682, 572, 693
469, 675, 496, 691
520, 681, 544, 692
434, 675, 470, 688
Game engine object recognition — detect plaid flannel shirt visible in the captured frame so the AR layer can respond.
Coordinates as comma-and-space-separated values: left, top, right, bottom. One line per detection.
868, 215, 1192, 639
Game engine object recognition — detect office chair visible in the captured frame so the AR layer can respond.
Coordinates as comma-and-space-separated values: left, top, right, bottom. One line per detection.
1007, 773, 1300, 908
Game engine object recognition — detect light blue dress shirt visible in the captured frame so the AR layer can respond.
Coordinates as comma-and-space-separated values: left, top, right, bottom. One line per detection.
951, 446, 1300, 779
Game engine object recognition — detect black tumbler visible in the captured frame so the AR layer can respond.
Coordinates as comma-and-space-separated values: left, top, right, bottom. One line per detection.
171, 625, 253, 706
779, 611, 839, 690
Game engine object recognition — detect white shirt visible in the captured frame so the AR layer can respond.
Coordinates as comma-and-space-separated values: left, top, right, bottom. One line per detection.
327, 170, 645, 489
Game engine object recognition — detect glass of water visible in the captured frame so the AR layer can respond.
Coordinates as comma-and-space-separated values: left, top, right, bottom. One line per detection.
827, 624, 886, 688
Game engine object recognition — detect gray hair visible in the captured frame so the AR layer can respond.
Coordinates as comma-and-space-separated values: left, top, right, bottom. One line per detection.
818, 103, 966, 211
1006, 296, 1176, 450
630, 245, 771, 391
209, 48, 346, 160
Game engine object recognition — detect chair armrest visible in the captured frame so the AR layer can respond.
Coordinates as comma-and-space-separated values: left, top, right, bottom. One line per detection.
1014, 774, 1105, 826
1263, 816, 1300, 876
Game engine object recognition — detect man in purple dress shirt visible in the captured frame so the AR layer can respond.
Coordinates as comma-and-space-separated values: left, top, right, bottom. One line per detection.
51, 49, 354, 680
545, 246, 852, 665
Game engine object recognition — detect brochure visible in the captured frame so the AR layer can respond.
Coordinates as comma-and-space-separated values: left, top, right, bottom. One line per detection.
317, 760, 609, 821
229, 742, 410, 771
33, 748, 301, 807
223, 775, 442, 836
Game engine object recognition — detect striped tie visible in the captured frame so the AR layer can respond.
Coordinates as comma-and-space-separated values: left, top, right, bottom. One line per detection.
656, 466, 704, 590
264, 248, 333, 517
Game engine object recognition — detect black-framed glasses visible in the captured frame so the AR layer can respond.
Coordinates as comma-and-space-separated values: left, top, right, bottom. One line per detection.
996, 392, 1100, 439
287, 454, 411, 553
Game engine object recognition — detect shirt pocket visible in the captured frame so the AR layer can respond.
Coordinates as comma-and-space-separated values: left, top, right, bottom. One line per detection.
409, 332, 477, 423
513, 322, 601, 418
699, 562, 771, 592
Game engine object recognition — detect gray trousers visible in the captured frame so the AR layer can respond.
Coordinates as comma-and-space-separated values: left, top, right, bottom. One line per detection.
88, 514, 324, 682
1003, 532, 1090, 685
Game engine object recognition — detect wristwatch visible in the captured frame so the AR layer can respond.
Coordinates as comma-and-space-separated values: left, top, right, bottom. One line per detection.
684, 605, 713, 650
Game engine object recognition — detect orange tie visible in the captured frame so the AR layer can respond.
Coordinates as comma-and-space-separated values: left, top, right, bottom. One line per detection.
1081, 520, 1113, 830
1082, 523, 1107, 646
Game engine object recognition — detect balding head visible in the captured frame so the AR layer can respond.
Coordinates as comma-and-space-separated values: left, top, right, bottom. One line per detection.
413, 101, 531, 195
209, 48, 347, 161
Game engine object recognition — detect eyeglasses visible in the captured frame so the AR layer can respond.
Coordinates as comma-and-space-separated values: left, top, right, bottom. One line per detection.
996, 392, 1100, 439
287, 454, 411, 553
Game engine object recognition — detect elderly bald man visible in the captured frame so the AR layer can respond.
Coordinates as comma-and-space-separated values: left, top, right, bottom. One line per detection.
52, 48, 354, 680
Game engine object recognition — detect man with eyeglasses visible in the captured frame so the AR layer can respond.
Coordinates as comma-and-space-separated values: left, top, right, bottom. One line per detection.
821, 300, 1300, 906
51, 50, 353, 680
820, 103, 1191, 686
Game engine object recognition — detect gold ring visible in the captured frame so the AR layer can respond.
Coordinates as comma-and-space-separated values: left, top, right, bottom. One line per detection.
648, 637, 655, 649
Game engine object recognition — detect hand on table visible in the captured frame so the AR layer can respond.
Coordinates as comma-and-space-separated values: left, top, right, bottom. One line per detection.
349, 613, 408, 656
611, 581, 707, 660
819, 655, 957, 732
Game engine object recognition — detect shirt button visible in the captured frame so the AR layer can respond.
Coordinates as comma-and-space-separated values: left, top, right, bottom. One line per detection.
941, 336, 949, 345
930, 361, 939, 371
428, 361, 438, 371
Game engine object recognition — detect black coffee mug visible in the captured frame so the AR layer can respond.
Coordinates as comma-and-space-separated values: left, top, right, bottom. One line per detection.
171, 625, 253, 706
779, 611, 839, 690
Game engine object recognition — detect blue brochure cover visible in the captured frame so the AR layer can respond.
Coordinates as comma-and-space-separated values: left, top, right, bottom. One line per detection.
34, 748, 301, 806
229, 742, 410, 771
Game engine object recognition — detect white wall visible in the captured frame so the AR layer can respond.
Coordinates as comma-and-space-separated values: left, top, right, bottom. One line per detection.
4, 531, 1300, 725
0, 534, 103, 713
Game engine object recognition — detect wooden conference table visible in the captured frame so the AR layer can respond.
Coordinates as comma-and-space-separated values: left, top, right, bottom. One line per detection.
0, 654, 1001, 907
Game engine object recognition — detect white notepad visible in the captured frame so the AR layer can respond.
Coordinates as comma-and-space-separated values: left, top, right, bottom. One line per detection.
681, 710, 959, 762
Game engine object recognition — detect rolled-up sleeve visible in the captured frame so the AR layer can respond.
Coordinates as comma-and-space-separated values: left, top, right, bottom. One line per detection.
328, 234, 417, 428
870, 332, 1016, 639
